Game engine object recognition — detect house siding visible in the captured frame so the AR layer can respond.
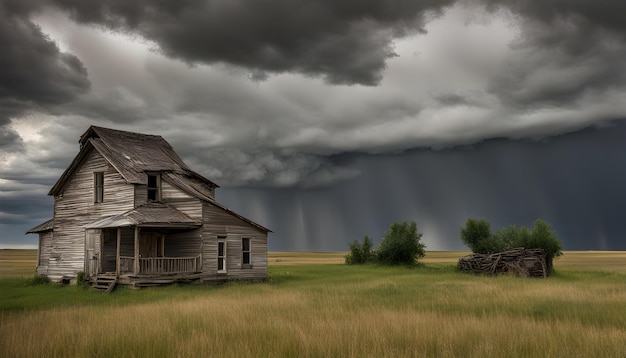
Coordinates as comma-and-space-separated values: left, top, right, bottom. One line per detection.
161, 180, 203, 220
36, 231, 53, 276
165, 228, 202, 257
201, 203, 268, 282
49, 150, 134, 281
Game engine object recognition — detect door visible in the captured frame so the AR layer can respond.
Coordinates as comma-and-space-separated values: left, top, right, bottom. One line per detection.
85, 229, 99, 277
139, 233, 163, 258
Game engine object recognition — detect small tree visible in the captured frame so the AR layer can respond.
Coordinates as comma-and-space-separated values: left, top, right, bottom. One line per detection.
491, 225, 519, 252
460, 218, 495, 254
345, 234, 375, 264
517, 219, 562, 273
376, 221, 426, 265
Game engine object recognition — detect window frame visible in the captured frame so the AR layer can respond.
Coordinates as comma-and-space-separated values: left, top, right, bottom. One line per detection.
94, 172, 104, 203
241, 237, 251, 268
147, 173, 161, 202
217, 236, 227, 273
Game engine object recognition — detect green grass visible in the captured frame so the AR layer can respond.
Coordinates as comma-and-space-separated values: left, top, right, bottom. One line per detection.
1, 250, 625, 357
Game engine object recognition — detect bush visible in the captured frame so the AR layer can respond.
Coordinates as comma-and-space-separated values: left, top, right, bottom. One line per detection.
490, 225, 519, 253
460, 218, 494, 254
376, 221, 426, 266
460, 218, 563, 274
518, 219, 563, 273
345, 235, 375, 264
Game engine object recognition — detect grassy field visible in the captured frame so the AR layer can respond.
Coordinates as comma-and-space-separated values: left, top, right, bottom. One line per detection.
0, 249, 38, 278
1, 250, 625, 357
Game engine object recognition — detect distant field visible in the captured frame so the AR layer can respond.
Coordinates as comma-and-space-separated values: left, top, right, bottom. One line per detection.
268, 250, 626, 273
0, 249, 37, 278
2, 249, 626, 276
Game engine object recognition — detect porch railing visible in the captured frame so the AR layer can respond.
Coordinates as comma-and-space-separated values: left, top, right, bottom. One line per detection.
120, 257, 134, 274
119, 256, 201, 275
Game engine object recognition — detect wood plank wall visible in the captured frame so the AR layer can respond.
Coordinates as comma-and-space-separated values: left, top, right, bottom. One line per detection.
161, 181, 203, 219
36, 231, 52, 276
48, 150, 134, 281
165, 228, 202, 257
201, 203, 268, 282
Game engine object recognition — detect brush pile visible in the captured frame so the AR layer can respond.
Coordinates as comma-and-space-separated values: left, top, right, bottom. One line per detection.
458, 248, 548, 278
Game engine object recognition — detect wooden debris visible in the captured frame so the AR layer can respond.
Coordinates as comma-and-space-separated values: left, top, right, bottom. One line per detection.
458, 248, 548, 278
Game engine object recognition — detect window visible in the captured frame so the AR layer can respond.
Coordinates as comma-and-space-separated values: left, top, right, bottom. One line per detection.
147, 174, 160, 201
217, 237, 227, 273
242, 238, 251, 267
94, 172, 104, 203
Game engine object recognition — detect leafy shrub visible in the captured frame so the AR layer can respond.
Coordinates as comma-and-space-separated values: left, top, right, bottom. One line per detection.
519, 219, 563, 273
460, 218, 494, 253
376, 221, 426, 266
460, 218, 563, 274
345, 235, 375, 264
490, 225, 520, 253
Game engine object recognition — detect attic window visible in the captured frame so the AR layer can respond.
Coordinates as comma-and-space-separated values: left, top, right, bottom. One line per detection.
94, 172, 104, 203
147, 174, 161, 201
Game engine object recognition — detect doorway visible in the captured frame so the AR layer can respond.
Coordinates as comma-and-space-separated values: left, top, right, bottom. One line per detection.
139, 232, 164, 258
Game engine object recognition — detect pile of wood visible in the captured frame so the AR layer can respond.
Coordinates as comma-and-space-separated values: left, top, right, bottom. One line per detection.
458, 248, 548, 278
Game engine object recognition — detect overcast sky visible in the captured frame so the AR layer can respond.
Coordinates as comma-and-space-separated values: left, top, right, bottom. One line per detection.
1, 0, 625, 251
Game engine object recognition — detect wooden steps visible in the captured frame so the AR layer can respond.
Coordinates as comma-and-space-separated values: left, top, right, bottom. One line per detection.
92, 273, 117, 292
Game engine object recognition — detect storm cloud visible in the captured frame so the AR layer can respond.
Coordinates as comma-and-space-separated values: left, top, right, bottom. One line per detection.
0, 0, 89, 151
50, 0, 456, 85
1, 0, 625, 250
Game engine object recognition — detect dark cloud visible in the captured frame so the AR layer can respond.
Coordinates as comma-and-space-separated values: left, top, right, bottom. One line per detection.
480, 0, 626, 36
477, 0, 626, 107
4, 1, 626, 251
0, 4, 90, 105
0, 126, 23, 151
50, 0, 454, 85
0, 1, 89, 150
219, 120, 626, 251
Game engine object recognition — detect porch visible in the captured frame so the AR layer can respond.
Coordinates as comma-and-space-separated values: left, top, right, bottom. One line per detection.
93, 227, 203, 279
85, 203, 204, 286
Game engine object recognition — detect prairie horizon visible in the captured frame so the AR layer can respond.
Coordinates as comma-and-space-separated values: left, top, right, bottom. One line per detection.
2, 249, 626, 275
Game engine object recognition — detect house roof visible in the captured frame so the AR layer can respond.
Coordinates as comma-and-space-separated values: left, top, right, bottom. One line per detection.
49, 126, 218, 195
26, 218, 54, 233
85, 203, 202, 229
162, 172, 272, 233
48, 125, 271, 233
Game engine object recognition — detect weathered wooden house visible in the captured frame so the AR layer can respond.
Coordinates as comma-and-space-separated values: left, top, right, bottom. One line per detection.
27, 126, 271, 288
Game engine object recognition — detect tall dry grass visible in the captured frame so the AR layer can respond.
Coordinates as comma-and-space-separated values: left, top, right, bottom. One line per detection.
4, 294, 624, 357
2, 254, 626, 357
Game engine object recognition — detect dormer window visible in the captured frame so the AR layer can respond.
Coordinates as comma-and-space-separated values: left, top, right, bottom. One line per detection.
147, 174, 161, 201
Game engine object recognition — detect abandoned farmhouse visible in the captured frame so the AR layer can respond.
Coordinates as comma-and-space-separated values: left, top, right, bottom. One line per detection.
27, 126, 271, 287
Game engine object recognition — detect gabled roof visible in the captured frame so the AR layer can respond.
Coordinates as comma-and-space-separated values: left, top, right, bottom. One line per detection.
85, 203, 202, 229
49, 125, 271, 233
49, 126, 218, 195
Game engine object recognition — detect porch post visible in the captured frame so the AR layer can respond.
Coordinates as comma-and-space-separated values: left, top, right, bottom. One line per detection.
134, 226, 140, 275
116, 228, 121, 276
